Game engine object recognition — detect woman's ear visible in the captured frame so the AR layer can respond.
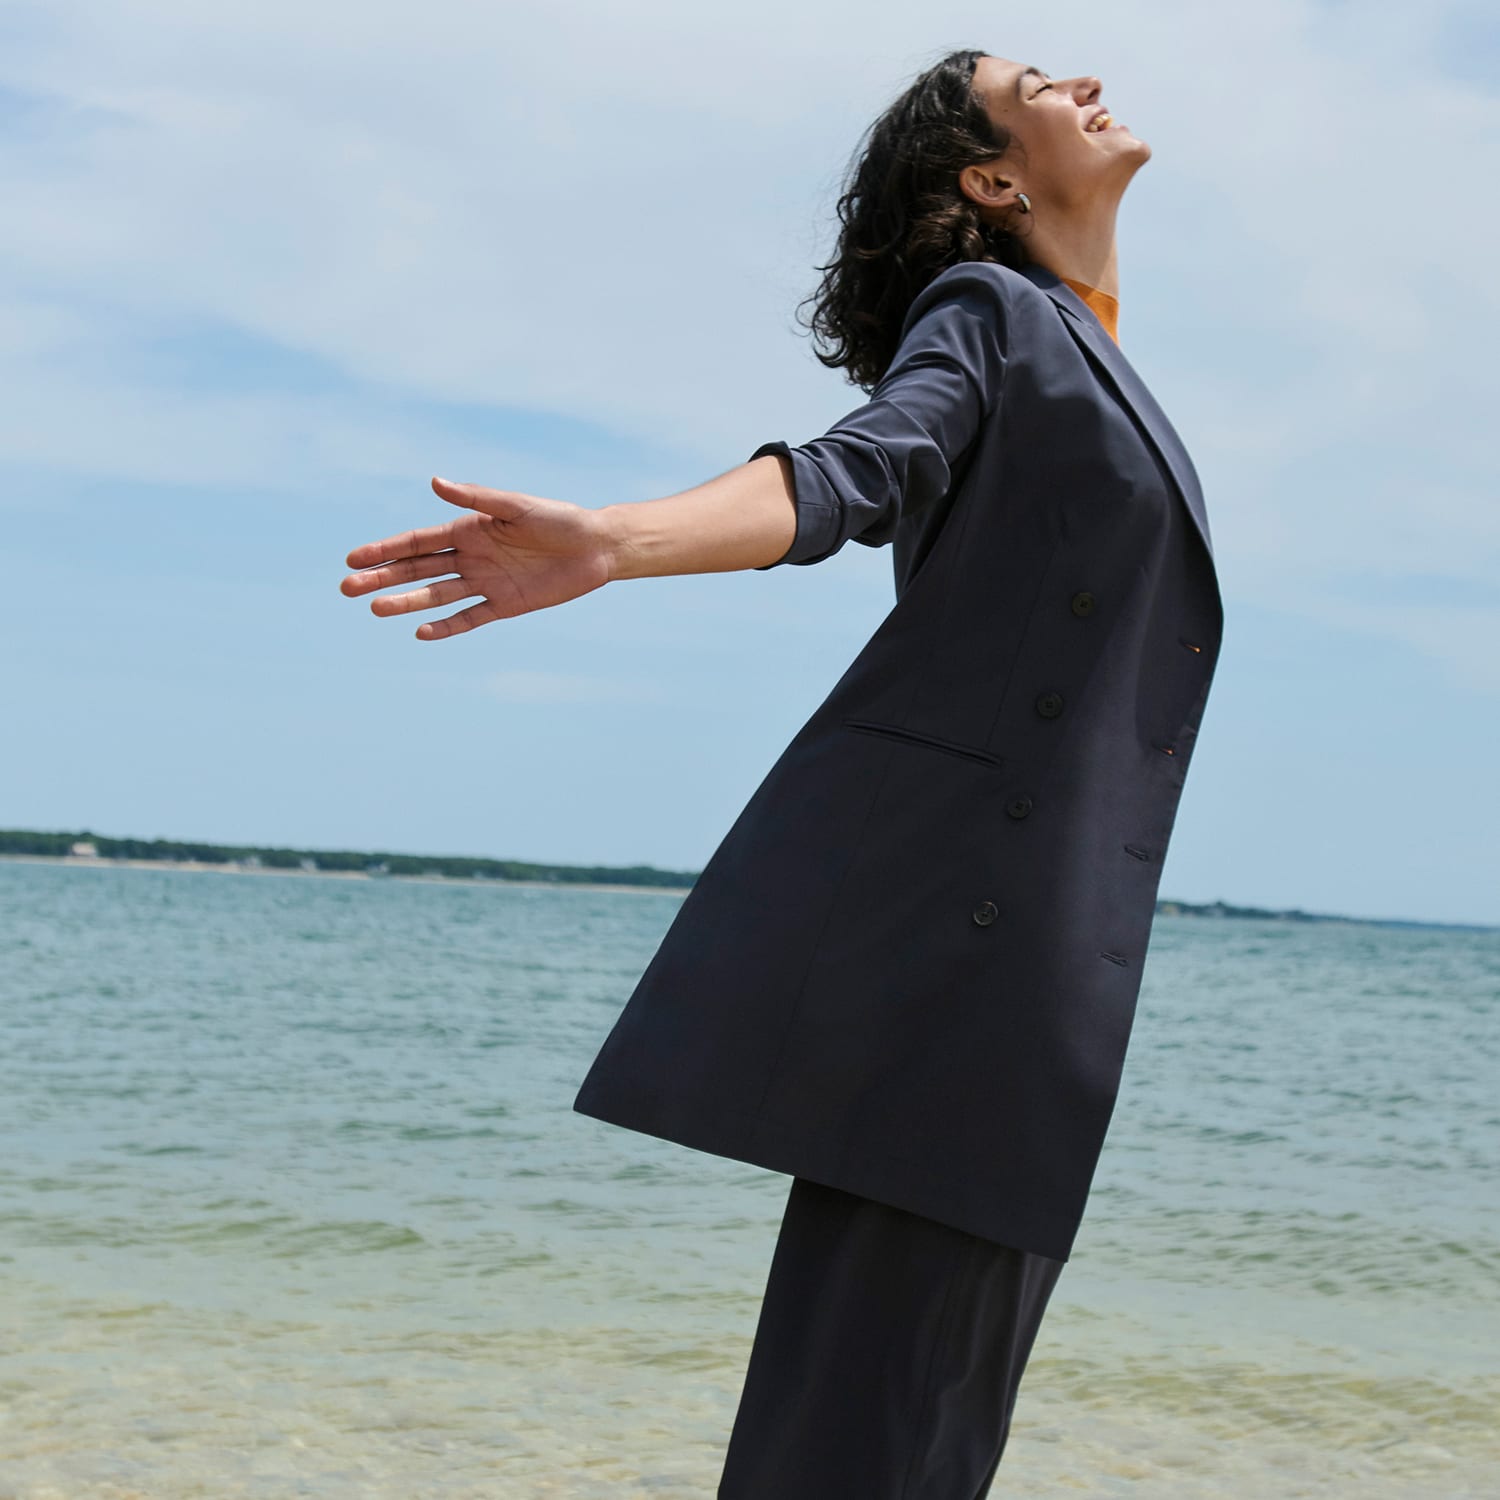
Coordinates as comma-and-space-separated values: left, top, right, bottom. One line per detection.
958, 161, 1028, 224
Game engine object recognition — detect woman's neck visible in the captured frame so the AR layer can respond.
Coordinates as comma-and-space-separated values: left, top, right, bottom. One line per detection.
1019, 204, 1122, 301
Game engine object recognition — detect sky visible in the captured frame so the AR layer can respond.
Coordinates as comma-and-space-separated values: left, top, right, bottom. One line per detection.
2, 0, 1496, 926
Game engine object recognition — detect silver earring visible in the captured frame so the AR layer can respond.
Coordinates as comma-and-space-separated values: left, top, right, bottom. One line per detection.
1016, 192, 1032, 215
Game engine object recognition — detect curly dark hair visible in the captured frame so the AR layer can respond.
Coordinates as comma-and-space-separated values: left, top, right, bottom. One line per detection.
796, 49, 1027, 393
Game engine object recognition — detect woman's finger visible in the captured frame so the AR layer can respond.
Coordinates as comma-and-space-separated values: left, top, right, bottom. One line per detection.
415, 598, 503, 641
340, 549, 460, 598
369, 576, 482, 618
345, 520, 459, 571
430, 476, 533, 521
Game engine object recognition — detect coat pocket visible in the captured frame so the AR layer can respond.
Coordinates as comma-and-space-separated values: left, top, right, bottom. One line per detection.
841, 717, 1004, 768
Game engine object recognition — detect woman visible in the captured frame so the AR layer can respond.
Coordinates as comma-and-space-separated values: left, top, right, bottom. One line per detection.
341, 48, 1224, 1499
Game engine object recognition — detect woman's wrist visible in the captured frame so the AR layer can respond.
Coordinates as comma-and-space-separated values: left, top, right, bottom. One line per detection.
595, 500, 658, 583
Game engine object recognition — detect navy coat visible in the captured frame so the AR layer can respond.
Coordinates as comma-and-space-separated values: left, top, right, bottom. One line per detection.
573, 258, 1224, 1262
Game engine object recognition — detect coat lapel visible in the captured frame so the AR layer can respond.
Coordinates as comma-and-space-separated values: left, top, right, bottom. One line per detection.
1016, 261, 1215, 563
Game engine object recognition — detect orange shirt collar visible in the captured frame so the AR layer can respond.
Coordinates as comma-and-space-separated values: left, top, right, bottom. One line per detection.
1058, 276, 1120, 346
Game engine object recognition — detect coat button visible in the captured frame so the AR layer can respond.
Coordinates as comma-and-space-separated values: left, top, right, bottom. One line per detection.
972, 900, 999, 926
1070, 591, 1095, 617
1035, 691, 1064, 718
1006, 796, 1033, 819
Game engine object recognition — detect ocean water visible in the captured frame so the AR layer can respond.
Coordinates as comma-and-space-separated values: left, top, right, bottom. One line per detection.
0, 859, 1495, 1499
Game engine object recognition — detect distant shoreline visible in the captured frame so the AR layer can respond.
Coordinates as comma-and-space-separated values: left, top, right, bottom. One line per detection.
0, 851, 1491, 932
0, 853, 692, 897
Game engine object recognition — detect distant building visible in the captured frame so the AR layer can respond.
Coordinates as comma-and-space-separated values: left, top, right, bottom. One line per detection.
69, 841, 99, 858
299, 857, 318, 872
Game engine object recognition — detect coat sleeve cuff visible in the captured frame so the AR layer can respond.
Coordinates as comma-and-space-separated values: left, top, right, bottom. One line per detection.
747, 439, 845, 569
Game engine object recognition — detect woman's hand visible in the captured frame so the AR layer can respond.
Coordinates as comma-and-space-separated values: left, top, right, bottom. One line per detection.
340, 477, 615, 640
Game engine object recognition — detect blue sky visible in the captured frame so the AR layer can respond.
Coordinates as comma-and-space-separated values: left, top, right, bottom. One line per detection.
3, 0, 1496, 926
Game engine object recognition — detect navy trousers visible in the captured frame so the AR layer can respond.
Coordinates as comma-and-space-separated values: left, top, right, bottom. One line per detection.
718, 1176, 1065, 1499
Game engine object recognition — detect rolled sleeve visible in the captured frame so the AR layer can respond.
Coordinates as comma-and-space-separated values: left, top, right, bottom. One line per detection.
752, 264, 1010, 570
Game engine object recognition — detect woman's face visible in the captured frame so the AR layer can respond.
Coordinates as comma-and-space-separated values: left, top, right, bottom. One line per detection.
967, 55, 1150, 212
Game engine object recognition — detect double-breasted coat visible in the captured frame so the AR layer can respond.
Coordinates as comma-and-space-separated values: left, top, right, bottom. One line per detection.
572, 257, 1224, 1263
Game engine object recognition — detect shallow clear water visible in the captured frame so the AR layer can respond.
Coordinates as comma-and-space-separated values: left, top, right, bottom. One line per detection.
1, 861, 1495, 1497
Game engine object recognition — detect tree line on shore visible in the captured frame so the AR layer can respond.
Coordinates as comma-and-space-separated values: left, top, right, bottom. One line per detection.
0, 827, 698, 889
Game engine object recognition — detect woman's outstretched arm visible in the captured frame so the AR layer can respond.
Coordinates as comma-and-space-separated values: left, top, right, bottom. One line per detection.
340, 262, 1007, 640
338, 455, 797, 641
